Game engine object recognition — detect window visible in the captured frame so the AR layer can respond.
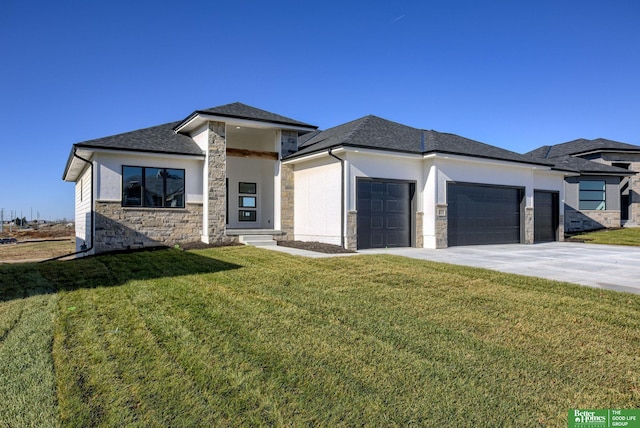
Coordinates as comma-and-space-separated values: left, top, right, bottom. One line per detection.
239, 196, 256, 208
238, 182, 257, 221
239, 182, 256, 194
239, 210, 256, 221
579, 180, 605, 210
122, 166, 185, 208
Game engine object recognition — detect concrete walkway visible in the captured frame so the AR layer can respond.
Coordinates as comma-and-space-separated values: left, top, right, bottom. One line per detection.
359, 242, 640, 295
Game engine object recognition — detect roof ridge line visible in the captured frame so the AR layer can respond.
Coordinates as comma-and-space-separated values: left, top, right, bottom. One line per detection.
343, 115, 373, 145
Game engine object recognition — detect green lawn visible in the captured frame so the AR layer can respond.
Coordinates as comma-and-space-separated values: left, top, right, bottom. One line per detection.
572, 227, 640, 246
1, 247, 639, 427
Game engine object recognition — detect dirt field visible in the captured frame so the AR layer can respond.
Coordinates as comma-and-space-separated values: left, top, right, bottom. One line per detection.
0, 239, 76, 262
0, 223, 75, 262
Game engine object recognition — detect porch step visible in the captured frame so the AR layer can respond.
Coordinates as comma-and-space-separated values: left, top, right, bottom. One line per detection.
238, 234, 277, 247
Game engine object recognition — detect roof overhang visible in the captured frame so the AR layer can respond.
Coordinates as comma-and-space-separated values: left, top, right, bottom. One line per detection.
174, 111, 318, 134
578, 171, 636, 176
423, 152, 559, 171
62, 147, 94, 182
62, 146, 205, 182
573, 149, 640, 157
282, 145, 424, 164
284, 145, 562, 173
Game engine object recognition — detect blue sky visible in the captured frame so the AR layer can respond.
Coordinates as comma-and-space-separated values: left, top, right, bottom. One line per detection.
1, 0, 638, 221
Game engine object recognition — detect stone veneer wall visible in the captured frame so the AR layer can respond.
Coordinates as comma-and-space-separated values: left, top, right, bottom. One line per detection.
435, 204, 448, 249
346, 211, 357, 250
524, 207, 534, 244
94, 201, 203, 253
280, 164, 294, 240
565, 209, 621, 233
206, 121, 230, 244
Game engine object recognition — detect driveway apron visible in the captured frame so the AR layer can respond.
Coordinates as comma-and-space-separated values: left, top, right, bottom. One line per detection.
359, 242, 640, 295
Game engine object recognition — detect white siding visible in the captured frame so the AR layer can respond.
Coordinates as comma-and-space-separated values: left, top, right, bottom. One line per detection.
293, 157, 342, 245
75, 166, 93, 252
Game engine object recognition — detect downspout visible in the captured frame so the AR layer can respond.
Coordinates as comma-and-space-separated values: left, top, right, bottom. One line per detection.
328, 148, 345, 248
42, 148, 94, 262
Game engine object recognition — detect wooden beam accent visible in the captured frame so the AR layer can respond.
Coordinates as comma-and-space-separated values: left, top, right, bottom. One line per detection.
226, 148, 279, 160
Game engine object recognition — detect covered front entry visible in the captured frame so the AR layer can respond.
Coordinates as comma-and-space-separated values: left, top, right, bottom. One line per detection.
447, 182, 523, 246
534, 190, 559, 243
356, 178, 414, 249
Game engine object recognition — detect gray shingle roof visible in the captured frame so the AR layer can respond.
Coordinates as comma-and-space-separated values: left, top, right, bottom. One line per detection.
187, 102, 317, 129
524, 138, 640, 175
543, 155, 635, 175
529, 138, 640, 158
74, 122, 203, 156
289, 115, 552, 166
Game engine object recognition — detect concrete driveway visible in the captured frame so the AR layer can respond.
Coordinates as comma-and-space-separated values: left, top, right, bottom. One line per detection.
359, 242, 640, 295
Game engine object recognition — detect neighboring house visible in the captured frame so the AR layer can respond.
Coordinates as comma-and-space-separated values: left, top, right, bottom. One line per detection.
63, 102, 568, 254
526, 139, 640, 232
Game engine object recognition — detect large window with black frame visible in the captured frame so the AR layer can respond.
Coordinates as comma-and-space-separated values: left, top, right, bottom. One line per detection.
122, 166, 185, 208
579, 180, 606, 210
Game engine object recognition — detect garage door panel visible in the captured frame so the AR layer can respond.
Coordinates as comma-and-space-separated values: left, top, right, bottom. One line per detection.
534, 190, 558, 243
370, 232, 384, 247
358, 179, 413, 249
447, 183, 522, 246
371, 200, 383, 211
370, 216, 384, 229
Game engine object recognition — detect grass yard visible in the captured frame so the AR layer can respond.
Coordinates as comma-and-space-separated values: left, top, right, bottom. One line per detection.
571, 227, 640, 246
1, 246, 639, 427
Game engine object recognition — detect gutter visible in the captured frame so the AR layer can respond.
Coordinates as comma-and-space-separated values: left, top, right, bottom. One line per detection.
328, 148, 346, 248
42, 148, 95, 262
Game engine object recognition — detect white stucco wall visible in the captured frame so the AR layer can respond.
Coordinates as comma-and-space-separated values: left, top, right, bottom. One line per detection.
190, 124, 209, 152
94, 152, 204, 203
227, 157, 276, 229
533, 170, 566, 214
293, 157, 342, 245
345, 151, 424, 212
75, 165, 93, 252
435, 156, 537, 205
290, 149, 566, 249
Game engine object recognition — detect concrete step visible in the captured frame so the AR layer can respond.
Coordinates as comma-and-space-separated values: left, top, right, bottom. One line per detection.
238, 235, 277, 247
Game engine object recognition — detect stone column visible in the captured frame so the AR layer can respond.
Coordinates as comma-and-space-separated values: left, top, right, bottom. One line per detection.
415, 212, 424, 248
558, 214, 565, 241
280, 164, 294, 240
435, 204, 448, 249
631, 162, 640, 225
207, 121, 227, 243
524, 207, 534, 244
346, 211, 358, 250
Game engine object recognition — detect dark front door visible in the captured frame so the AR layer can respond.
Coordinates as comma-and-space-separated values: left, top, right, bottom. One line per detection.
357, 179, 413, 249
447, 183, 523, 246
534, 190, 559, 243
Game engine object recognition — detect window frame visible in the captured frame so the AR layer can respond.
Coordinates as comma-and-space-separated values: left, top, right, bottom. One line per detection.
579, 180, 606, 210
121, 165, 185, 208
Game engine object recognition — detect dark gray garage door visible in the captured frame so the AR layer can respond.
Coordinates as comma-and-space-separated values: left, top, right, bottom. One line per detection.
534, 190, 559, 243
357, 179, 413, 249
447, 183, 523, 246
